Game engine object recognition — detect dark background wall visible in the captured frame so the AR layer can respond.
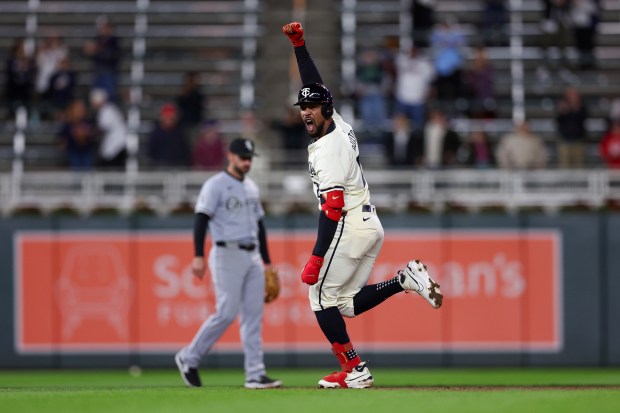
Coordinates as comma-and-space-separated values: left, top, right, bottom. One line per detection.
0, 212, 618, 368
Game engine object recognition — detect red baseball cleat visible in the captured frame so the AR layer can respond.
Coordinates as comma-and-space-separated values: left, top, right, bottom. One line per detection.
318, 362, 373, 389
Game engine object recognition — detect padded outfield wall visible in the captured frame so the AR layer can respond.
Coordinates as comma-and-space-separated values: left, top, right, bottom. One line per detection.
0, 212, 618, 368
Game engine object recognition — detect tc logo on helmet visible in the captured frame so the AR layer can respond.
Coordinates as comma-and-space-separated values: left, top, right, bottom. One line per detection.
301, 88, 311, 98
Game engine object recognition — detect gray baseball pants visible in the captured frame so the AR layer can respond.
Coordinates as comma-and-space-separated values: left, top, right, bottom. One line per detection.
179, 245, 266, 381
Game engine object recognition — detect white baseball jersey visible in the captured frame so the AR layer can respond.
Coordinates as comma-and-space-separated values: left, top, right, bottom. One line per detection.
307, 110, 371, 211
306, 110, 385, 317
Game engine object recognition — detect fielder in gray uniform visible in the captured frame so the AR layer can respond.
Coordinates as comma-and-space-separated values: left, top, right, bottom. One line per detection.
175, 137, 282, 389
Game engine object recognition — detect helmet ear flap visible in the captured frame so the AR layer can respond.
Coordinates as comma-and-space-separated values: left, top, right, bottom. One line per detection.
321, 104, 333, 118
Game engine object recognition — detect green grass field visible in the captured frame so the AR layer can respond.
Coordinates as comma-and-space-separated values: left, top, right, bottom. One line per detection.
1, 368, 619, 413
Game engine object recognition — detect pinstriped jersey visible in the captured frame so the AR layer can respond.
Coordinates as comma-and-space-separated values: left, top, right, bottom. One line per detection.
307, 110, 370, 213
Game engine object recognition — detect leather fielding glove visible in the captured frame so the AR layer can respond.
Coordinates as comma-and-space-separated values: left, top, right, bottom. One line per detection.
301, 255, 324, 285
282, 22, 305, 47
264, 267, 280, 304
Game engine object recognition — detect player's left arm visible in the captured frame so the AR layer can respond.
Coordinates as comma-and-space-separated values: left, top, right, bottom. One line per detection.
283, 22, 323, 85
258, 219, 271, 265
253, 184, 272, 265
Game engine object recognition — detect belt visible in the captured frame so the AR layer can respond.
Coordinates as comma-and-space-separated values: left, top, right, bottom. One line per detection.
343, 204, 375, 217
215, 241, 256, 251
362, 204, 376, 213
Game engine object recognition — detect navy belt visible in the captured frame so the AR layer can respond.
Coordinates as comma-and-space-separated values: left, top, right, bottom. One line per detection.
215, 241, 256, 251
342, 204, 375, 217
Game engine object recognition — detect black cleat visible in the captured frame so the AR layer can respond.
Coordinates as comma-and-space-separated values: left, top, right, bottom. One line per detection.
244, 375, 282, 389
175, 352, 202, 387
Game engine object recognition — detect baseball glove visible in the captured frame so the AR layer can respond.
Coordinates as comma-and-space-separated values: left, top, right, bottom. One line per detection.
264, 267, 280, 304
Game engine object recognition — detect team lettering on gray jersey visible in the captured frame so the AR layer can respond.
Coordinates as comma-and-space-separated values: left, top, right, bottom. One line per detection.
195, 172, 264, 244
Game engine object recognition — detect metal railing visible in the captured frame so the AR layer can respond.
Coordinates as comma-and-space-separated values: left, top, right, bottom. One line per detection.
2, 169, 619, 216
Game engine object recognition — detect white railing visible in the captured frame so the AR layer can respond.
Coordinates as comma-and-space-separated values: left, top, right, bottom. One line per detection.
509, 0, 525, 123
1, 169, 619, 216
239, 0, 260, 109
126, 0, 149, 174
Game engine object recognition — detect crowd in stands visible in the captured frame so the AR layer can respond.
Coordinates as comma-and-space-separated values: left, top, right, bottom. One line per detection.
3, 16, 228, 172
3, 2, 620, 172
350, 0, 620, 170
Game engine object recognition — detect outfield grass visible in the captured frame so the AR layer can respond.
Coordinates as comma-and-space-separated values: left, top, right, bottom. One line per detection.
1, 368, 619, 413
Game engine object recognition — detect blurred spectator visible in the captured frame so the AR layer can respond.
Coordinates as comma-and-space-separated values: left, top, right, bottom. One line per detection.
410, 0, 436, 47
571, 0, 600, 70
394, 46, 435, 130
35, 33, 68, 118
496, 121, 548, 169
4, 38, 36, 117
270, 106, 307, 151
90, 88, 127, 169
176, 71, 205, 139
422, 108, 461, 168
147, 103, 190, 168
460, 130, 496, 168
356, 47, 387, 138
84, 17, 121, 102
464, 46, 496, 119
555, 87, 589, 168
379, 36, 399, 99
48, 57, 76, 119
480, 0, 508, 46
599, 119, 620, 169
56, 99, 98, 171
538, 0, 575, 84
385, 113, 422, 166
430, 17, 466, 102
192, 120, 227, 170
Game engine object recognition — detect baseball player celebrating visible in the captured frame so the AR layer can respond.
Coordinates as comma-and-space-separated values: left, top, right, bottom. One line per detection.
175, 137, 282, 389
283, 22, 443, 389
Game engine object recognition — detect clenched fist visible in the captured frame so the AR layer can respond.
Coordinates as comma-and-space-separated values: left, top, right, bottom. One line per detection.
282, 22, 305, 47
301, 255, 324, 285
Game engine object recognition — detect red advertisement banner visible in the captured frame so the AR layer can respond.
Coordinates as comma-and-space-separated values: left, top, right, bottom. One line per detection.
15, 230, 561, 353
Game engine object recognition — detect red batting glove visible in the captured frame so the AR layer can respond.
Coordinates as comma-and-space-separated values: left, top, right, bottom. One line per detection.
301, 255, 324, 285
282, 22, 305, 47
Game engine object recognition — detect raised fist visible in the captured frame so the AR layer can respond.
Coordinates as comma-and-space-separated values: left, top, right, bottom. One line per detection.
282, 22, 305, 47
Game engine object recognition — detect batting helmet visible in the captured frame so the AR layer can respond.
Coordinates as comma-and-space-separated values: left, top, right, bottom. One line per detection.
294, 83, 334, 119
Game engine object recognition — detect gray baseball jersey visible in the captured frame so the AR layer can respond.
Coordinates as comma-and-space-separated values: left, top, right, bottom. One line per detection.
195, 171, 265, 244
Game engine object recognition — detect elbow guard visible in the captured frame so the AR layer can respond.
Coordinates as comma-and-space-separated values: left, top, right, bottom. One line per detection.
321, 190, 344, 221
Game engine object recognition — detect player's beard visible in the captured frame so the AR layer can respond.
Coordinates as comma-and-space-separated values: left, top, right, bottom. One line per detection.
233, 163, 250, 177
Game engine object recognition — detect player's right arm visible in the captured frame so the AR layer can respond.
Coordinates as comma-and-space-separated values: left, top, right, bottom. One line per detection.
193, 179, 217, 279
192, 212, 210, 279
282, 22, 323, 85
300, 150, 348, 285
